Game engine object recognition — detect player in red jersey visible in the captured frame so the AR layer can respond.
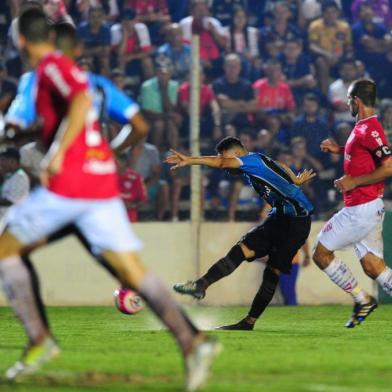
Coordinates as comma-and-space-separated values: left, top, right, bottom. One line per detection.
313, 79, 392, 328
0, 9, 220, 390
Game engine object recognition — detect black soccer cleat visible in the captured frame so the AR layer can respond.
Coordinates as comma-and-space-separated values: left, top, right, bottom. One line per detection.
173, 281, 206, 300
215, 318, 254, 331
345, 296, 378, 328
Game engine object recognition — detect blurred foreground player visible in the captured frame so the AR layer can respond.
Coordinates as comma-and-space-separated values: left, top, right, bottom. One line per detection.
167, 137, 315, 330
313, 79, 392, 328
0, 10, 220, 391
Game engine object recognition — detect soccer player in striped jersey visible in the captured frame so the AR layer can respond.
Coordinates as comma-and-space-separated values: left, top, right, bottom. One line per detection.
166, 137, 315, 330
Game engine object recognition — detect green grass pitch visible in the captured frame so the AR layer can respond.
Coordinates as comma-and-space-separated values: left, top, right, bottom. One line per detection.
0, 305, 391, 392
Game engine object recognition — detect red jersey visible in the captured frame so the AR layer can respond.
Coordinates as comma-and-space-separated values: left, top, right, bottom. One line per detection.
253, 78, 296, 111
178, 82, 215, 113
343, 115, 391, 206
119, 168, 147, 222
36, 52, 119, 199
125, 0, 169, 16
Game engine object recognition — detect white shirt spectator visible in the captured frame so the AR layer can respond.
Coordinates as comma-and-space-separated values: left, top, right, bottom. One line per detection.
328, 78, 352, 123
179, 16, 224, 43
110, 22, 151, 49
302, 0, 342, 22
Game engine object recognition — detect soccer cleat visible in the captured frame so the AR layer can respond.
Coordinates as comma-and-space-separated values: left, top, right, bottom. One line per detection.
173, 281, 206, 300
185, 337, 222, 392
5, 336, 60, 381
345, 296, 378, 328
215, 318, 254, 331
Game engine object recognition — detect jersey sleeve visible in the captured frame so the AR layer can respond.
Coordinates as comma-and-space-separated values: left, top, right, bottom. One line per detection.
237, 154, 269, 177
5, 72, 37, 129
99, 76, 140, 124
42, 57, 89, 100
361, 125, 392, 163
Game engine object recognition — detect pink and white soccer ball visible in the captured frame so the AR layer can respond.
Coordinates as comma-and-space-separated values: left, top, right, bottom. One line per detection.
114, 288, 144, 315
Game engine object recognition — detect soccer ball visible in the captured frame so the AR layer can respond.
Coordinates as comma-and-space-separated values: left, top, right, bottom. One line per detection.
114, 288, 144, 315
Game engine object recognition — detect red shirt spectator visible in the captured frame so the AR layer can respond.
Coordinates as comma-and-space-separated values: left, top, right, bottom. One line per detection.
253, 59, 296, 112
178, 82, 215, 113
119, 168, 147, 222
124, 0, 169, 17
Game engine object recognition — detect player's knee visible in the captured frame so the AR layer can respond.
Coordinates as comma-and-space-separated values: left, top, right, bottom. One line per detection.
361, 255, 385, 280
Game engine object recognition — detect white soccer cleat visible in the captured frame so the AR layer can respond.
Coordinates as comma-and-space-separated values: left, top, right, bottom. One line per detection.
185, 337, 222, 392
6, 336, 60, 381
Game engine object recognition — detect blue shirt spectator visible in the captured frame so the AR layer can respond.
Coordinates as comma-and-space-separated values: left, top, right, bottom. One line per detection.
156, 23, 191, 83
289, 93, 330, 159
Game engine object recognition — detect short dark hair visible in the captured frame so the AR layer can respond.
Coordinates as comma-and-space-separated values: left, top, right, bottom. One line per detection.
53, 23, 77, 52
215, 137, 244, 154
339, 58, 356, 70
0, 148, 20, 162
18, 8, 50, 43
303, 92, 319, 104
322, 0, 339, 13
350, 79, 377, 107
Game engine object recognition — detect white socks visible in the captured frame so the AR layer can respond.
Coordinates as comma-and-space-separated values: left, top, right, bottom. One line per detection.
376, 267, 392, 296
0, 256, 48, 343
323, 257, 368, 304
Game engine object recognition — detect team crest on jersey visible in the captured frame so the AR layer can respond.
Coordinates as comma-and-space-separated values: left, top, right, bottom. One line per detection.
356, 124, 368, 134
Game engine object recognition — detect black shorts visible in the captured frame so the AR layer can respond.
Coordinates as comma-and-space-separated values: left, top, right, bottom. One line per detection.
239, 214, 312, 274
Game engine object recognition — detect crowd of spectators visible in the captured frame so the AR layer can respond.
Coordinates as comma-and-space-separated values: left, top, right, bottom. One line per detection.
1, 0, 392, 221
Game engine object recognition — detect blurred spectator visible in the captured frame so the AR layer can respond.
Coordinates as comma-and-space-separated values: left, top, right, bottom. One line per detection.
301, 0, 342, 24
279, 38, 318, 104
253, 59, 296, 118
178, 68, 221, 152
222, 6, 259, 78
259, 1, 304, 59
351, 0, 392, 28
256, 128, 281, 157
118, 154, 147, 222
180, 0, 226, 78
290, 93, 330, 160
156, 23, 191, 83
0, 2, 12, 50
112, 8, 154, 81
309, 0, 352, 95
352, 2, 392, 85
380, 99, 392, 144
128, 140, 169, 220
76, 0, 120, 23
77, 6, 111, 75
43, 0, 73, 24
0, 64, 17, 115
140, 61, 180, 150
167, 0, 189, 23
328, 59, 358, 124
212, 53, 256, 134
211, 0, 245, 27
0, 148, 29, 225
333, 121, 352, 145
124, 0, 171, 45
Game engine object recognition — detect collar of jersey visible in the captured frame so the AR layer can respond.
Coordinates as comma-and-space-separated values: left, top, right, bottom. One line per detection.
356, 114, 378, 124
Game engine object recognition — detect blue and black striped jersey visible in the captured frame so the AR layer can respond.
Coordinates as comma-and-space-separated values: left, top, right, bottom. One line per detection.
237, 153, 314, 217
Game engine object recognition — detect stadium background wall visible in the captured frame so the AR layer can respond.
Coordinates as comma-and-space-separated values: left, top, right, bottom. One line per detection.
2, 219, 390, 306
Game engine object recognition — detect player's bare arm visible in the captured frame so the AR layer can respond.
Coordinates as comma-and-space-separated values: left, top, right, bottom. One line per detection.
279, 162, 317, 186
166, 149, 241, 170
110, 112, 150, 155
320, 138, 342, 154
41, 90, 92, 182
335, 157, 392, 192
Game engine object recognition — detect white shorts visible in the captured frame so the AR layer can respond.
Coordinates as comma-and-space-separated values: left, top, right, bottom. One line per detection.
317, 198, 384, 260
6, 187, 143, 255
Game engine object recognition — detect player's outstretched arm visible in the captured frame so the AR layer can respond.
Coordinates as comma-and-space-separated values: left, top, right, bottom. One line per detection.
335, 158, 392, 192
279, 163, 316, 186
320, 138, 343, 154
165, 149, 241, 170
